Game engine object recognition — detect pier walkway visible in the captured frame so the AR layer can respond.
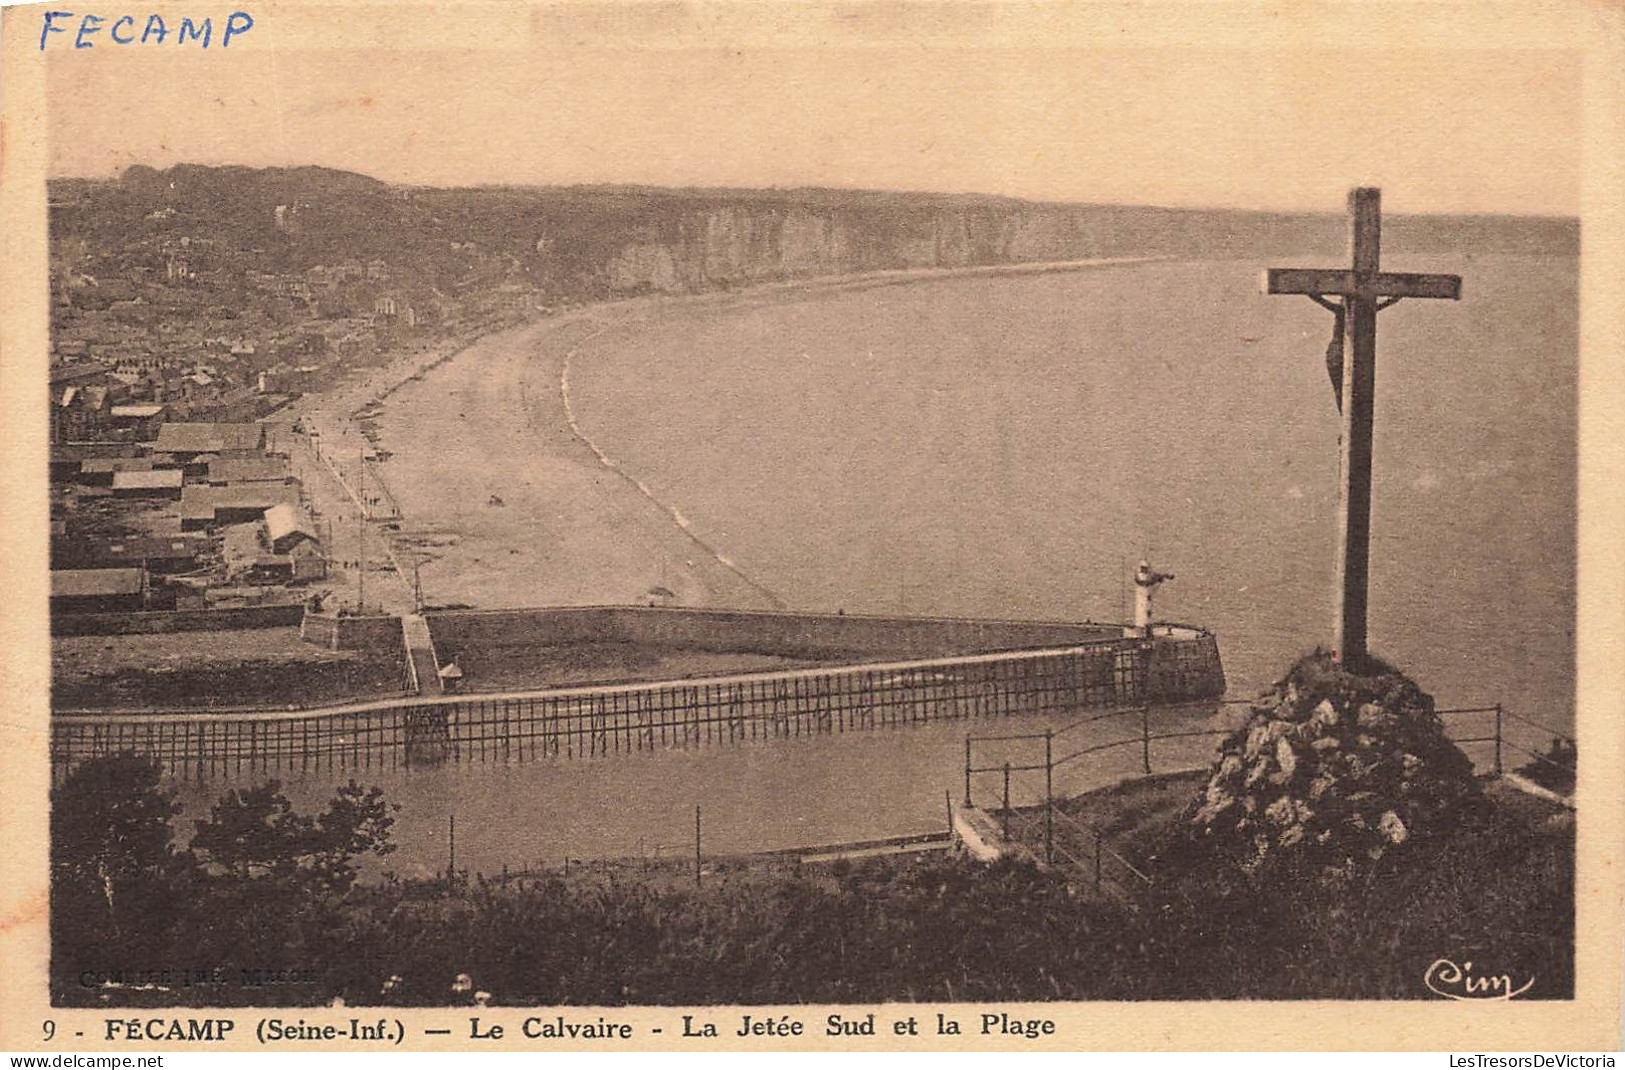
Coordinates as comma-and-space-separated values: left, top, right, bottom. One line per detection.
401, 613, 443, 696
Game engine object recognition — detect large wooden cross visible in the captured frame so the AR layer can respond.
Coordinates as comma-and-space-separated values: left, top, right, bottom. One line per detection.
1264, 187, 1462, 669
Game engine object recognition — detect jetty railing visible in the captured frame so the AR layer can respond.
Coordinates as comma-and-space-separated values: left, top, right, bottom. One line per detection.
964, 700, 1575, 893
51, 636, 1153, 779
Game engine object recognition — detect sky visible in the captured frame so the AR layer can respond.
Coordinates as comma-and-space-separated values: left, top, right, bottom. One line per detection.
38, 5, 1583, 215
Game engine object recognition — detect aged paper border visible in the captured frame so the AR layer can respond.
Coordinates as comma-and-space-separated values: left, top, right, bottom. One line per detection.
2, 0, 1621, 1052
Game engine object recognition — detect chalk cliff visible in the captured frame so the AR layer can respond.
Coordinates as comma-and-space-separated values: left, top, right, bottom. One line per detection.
518, 193, 1577, 298
51, 166, 1578, 307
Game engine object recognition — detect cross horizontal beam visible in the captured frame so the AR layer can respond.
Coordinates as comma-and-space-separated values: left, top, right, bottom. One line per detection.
1263, 267, 1462, 301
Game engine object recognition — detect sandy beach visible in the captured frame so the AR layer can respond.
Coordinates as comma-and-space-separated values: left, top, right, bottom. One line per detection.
291, 258, 1166, 614
368, 312, 783, 610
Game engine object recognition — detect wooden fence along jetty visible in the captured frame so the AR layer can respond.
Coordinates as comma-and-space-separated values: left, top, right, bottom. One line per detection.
50, 625, 1224, 779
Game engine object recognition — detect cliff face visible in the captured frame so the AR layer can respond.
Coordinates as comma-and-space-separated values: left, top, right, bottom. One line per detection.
590, 202, 1144, 294
52, 166, 1579, 305
571, 197, 1577, 297
603, 204, 932, 293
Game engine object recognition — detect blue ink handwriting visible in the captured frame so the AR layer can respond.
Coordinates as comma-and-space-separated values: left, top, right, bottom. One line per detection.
40, 11, 253, 50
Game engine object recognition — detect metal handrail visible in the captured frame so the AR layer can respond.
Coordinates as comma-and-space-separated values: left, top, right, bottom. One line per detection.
966, 762, 1049, 775
1051, 736, 1148, 770
972, 720, 1221, 779
970, 703, 1571, 789
1048, 705, 1143, 737
965, 730, 1054, 743
998, 799, 1153, 886
1045, 802, 1153, 884
1499, 706, 1576, 742
1145, 727, 1227, 743
969, 702, 1211, 750
964, 694, 1576, 887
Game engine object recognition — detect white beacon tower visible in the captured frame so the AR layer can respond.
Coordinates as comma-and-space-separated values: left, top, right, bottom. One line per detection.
1133, 560, 1174, 637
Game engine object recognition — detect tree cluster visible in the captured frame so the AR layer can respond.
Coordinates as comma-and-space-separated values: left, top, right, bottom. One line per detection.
50, 754, 395, 1006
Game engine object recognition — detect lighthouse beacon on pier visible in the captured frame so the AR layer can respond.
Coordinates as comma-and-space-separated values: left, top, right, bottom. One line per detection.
1133, 560, 1174, 638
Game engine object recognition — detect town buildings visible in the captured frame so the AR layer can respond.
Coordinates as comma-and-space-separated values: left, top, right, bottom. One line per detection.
51, 420, 326, 620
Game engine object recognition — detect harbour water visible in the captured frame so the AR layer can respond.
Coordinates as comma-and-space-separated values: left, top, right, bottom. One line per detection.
169, 699, 1231, 879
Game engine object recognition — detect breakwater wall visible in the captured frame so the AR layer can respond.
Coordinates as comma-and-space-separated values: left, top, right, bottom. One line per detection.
1146, 632, 1226, 702
299, 612, 407, 653
52, 603, 305, 637
427, 606, 1126, 666
50, 630, 1222, 778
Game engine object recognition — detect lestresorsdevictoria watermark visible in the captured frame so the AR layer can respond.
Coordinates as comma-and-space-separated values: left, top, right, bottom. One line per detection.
1448, 1058, 1615, 1067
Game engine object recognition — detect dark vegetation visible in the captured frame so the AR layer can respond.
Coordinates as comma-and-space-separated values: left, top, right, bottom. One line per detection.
53, 751, 1572, 1007
1032, 770, 1572, 1000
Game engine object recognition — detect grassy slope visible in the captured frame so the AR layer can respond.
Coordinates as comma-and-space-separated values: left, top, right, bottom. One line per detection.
55, 774, 1571, 1006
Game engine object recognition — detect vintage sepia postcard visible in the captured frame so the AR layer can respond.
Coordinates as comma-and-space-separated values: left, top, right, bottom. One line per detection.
1, 0, 1622, 1053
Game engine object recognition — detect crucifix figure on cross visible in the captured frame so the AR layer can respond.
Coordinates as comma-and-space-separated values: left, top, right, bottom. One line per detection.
1264, 187, 1463, 670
